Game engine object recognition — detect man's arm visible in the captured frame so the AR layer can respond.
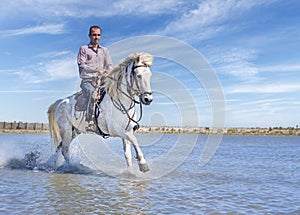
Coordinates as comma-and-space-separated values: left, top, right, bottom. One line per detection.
103, 48, 113, 71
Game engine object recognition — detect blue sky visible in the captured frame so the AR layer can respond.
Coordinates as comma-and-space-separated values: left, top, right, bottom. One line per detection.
0, 0, 299, 128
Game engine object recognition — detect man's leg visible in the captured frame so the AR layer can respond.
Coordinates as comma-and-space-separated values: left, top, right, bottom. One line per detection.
81, 80, 96, 132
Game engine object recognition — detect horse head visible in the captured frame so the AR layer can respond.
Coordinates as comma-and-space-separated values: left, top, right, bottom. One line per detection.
132, 53, 153, 105
105, 52, 154, 105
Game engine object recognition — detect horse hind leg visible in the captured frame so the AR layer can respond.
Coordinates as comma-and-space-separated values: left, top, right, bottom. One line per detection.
61, 135, 73, 164
60, 127, 79, 163
46, 141, 63, 169
58, 124, 74, 164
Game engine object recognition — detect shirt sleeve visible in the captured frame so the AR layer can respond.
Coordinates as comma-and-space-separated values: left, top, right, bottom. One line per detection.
103, 48, 113, 71
77, 46, 99, 79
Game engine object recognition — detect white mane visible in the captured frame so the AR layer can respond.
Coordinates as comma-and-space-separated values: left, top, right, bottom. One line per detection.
104, 52, 153, 99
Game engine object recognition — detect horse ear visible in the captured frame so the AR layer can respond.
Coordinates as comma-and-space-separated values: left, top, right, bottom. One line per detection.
135, 53, 153, 66
135, 55, 142, 65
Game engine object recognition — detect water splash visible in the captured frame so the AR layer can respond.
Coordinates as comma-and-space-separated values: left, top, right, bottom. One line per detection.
3, 151, 40, 170
0, 143, 24, 168
0, 135, 140, 177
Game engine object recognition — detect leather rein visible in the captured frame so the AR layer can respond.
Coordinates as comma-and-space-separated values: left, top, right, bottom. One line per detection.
94, 63, 150, 138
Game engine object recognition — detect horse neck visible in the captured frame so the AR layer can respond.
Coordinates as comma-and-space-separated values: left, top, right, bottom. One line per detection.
116, 75, 136, 107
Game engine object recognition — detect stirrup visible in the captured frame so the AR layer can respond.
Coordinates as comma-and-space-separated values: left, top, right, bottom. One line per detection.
86, 124, 96, 133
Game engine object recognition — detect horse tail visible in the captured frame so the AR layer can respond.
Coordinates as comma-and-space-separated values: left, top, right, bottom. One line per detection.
47, 99, 63, 149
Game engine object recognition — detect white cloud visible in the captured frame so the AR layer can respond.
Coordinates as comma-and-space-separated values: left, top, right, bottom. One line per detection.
228, 83, 300, 94
224, 96, 300, 127
36, 51, 72, 58
207, 47, 259, 81
44, 58, 78, 80
207, 47, 300, 84
151, 0, 284, 88
210, 48, 257, 65
1, 24, 65, 37
161, 0, 278, 40
0, 90, 64, 93
0, 0, 185, 20
14, 56, 77, 84
259, 64, 300, 73
110, 0, 186, 15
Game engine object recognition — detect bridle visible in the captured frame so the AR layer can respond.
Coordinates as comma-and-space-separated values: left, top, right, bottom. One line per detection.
123, 63, 152, 102
94, 62, 151, 137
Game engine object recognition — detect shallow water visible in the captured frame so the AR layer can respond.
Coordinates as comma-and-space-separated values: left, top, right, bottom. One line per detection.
0, 133, 299, 214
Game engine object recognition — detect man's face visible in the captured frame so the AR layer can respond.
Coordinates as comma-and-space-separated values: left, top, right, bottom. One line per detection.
89, 28, 101, 46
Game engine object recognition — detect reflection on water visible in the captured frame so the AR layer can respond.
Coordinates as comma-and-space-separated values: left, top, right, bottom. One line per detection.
46, 173, 151, 214
0, 134, 299, 214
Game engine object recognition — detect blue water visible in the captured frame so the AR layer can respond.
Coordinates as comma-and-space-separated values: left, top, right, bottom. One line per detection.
0, 133, 299, 214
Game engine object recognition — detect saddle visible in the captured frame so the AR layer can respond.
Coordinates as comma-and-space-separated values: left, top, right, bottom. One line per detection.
74, 91, 88, 111
74, 88, 106, 112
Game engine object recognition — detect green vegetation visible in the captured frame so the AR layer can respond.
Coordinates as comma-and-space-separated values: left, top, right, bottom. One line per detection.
1, 121, 299, 136
137, 126, 300, 136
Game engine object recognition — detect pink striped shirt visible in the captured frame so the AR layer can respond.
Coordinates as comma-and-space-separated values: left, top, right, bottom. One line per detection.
77, 44, 113, 79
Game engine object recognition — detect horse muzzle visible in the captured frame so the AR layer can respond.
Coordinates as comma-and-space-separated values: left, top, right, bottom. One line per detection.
140, 92, 153, 105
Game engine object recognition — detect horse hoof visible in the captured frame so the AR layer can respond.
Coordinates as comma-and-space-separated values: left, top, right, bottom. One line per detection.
139, 163, 149, 172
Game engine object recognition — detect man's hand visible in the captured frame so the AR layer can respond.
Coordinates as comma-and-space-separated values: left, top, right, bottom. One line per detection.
96, 69, 109, 80
96, 68, 104, 76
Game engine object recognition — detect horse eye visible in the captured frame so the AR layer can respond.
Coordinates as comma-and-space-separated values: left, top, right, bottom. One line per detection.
137, 74, 142, 78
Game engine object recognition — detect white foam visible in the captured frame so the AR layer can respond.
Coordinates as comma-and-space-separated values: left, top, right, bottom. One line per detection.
0, 143, 24, 167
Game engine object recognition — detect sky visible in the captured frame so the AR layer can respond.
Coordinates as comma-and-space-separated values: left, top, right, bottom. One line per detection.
0, 0, 299, 128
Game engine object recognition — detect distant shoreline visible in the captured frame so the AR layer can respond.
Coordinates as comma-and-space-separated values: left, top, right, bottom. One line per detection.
0, 122, 299, 136
136, 126, 300, 136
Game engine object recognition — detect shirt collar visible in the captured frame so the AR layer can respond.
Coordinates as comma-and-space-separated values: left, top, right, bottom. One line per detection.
88, 43, 102, 49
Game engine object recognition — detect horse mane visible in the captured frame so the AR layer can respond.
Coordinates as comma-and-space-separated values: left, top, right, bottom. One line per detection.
104, 52, 153, 99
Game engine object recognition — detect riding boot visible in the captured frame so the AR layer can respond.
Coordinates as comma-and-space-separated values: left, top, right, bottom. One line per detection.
86, 96, 96, 133
86, 121, 96, 133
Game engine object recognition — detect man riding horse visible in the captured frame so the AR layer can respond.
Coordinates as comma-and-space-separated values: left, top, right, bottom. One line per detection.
48, 51, 154, 172
77, 25, 113, 132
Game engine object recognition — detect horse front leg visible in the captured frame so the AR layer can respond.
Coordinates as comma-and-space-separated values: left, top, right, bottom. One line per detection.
122, 139, 133, 169
127, 134, 149, 172
134, 144, 150, 172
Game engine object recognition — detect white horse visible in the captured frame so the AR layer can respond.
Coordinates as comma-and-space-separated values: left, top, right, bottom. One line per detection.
47, 52, 153, 172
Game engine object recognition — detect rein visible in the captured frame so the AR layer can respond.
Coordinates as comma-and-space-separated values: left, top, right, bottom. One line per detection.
111, 64, 147, 130
94, 63, 149, 136
94, 89, 110, 138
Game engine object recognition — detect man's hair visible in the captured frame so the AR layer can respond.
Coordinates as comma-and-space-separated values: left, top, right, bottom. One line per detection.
89, 25, 102, 35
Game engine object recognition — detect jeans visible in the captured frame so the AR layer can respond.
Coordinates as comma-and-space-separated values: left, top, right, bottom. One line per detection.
80, 79, 96, 122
